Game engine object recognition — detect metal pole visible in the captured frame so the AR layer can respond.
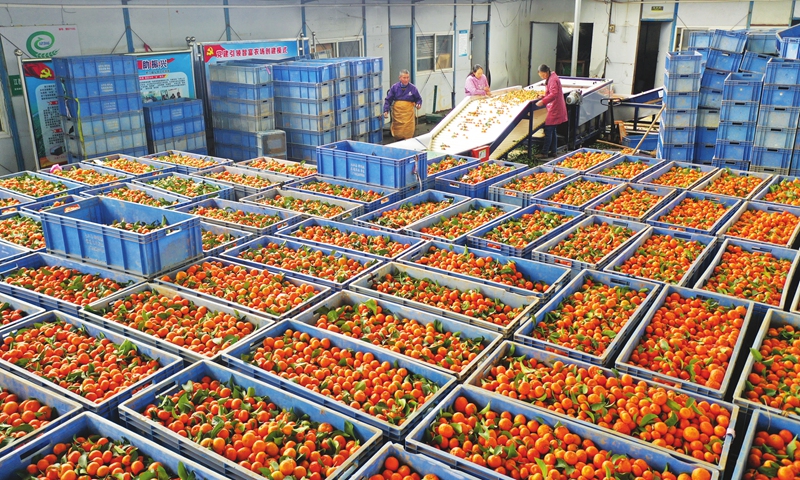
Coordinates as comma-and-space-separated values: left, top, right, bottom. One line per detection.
571, 0, 581, 77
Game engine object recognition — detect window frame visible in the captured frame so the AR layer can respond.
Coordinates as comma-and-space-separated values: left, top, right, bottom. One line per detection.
313, 36, 364, 58
416, 32, 454, 73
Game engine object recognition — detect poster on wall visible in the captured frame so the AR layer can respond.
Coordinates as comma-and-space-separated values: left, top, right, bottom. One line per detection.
21, 60, 64, 168
130, 50, 196, 103
197, 39, 301, 89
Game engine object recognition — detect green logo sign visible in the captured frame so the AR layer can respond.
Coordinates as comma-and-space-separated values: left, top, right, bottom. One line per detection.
26, 31, 58, 58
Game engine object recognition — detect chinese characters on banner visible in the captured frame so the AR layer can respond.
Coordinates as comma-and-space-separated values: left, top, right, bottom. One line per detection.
133, 51, 196, 103
22, 61, 65, 168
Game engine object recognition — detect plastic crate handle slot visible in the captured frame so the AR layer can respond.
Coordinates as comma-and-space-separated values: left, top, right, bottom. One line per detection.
485, 243, 502, 250
15, 437, 55, 464
0, 263, 23, 277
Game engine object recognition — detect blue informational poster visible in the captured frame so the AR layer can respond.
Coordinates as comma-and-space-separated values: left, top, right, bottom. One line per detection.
21, 59, 65, 167
133, 50, 196, 103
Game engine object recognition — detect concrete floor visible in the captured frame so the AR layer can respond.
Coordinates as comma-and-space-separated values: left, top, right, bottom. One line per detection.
380, 117, 440, 145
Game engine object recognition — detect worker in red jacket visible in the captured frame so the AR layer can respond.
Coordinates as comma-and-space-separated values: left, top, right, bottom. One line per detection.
535, 64, 568, 159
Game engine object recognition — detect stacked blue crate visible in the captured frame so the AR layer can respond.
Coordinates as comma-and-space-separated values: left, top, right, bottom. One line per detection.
660, 51, 702, 162
274, 61, 347, 162
297, 59, 354, 142
53, 55, 147, 163
208, 60, 277, 161
143, 98, 206, 155
712, 72, 763, 169
753, 58, 800, 175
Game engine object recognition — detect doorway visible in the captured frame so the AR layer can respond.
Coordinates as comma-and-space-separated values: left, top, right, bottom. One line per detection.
634, 22, 669, 93
472, 22, 488, 81
529, 22, 558, 86
555, 23, 593, 77
390, 27, 412, 86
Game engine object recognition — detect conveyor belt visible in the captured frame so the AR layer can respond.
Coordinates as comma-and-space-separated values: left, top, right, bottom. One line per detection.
490, 108, 548, 160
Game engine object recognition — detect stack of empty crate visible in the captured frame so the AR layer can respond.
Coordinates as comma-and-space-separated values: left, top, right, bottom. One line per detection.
143, 98, 206, 154
741, 29, 780, 74
346, 58, 384, 143
274, 61, 347, 162
297, 58, 354, 142
659, 51, 702, 162
54, 55, 147, 163
209, 60, 283, 160
752, 58, 800, 175
712, 72, 763, 170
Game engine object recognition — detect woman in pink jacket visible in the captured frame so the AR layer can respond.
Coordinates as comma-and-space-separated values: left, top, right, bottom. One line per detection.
465, 65, 491, 96
535, 64, 568, 159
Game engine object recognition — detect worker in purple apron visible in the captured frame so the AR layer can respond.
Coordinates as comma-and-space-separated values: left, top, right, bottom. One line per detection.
535, 64, 568, 159
465, 65, 491, 96
384, 69, 423, 140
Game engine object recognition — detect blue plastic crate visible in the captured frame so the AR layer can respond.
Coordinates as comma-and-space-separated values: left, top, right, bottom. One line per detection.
778, 24, 800, 59
81, 282, 271, 364
663, 72, 700, 93
350, 74, 369, 91
211, 112, 273, 133
241, 187, 364, 223
350, 89, 368, 107
352, 104, 370, 121
58, 75, 139, 99
53, 55, 137, 78
734, 411, 800, 480
366, 73, 382, 89
2, 412, 231, 479
701, 68, 730, 90
716, 121, 756, 142
715, 139, 753, 160
0, 252, 142, 315
695, 126, 719, 144
58, 92, 143, 118
712, 158, 750, 170
155, 256, 330, 321
282, 127, 339, 148
40, 196, 203, 278
689, 30, 713, 49
0, 189, 34, 214
544, 148, 618, 174
353, 189, 469, 233
298, 290, 502, 383
210, 129, 273, 151
711, 29, 748, 53
434, 160, 527, 198
0, 242, 29, 263
275, 96, 332, 116
209, 97, 274, 117
665, 51, 703, 75
297, 59, 350, 80
661, 91, 698, 110
286, 143, 316, 162
149, 132, 207, 154
221, 235, 380, 291
717, 201, 800, 249
274, 80, 334, 99
80, 182, 190, 209
368, 88, 382, 104
0, 210, 45, 253
689, 47, 709, 65
604, 226, 718, 287
348, 262, 538, 337
66, 146, 149, 165
62, 110, 144, 137
647, 190, 742, 235
175, 197, 301, 236
460, 202, 583, 258
722, 72, 763, 102
0, 311, 181, 418
276, 112, 334, 131
402, 198, 519, 245
762, 84, 800, 107
764, 57, 800, 85
0, 171, 85, 201
331, 77, 350, 97
659, 143, 695, 161
515, 270, 658, 365
274, 62, 337, 83
334, 107, 352, 126
209, 81, 273, 100
147, 116, 204, 141
637, 160, 718, 189
20, 195, 84, 214
747, 29, 780, 54
368, 129, 382, 144
135, 171, 234, 201
87, 153, 175, 178
739, 51, 771, 74
707, 49, 743, 72
616, 284, 754, 399
220, 319, 456, 441
192, 164, 290, 200
198, 221, 253, 257
407, 385, 721, 480
332, 93, 352, 111
695, 143, 714, 162
699, 87, 723, 108
533, 174, 626, 211
758, 105, 800, 129
352, 443, 481, 480
286, 175, 401, 213
316, 140, 426, 189
720, 100, 758, 122
586, 183, 677, 222
66, 128, 147, 159
351, 119, 369, 136
533, 215, 649, 272
751, 146, 793, 169
661, 108, 697, 128
208, 60, 273, 84
119, 361, 382, 480
755, 126, 797, 149
464, 340, 738, 472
